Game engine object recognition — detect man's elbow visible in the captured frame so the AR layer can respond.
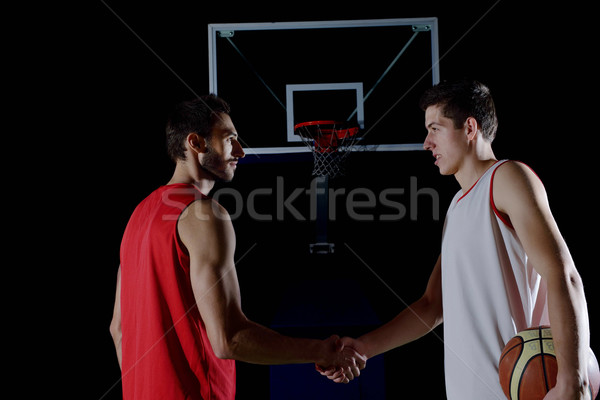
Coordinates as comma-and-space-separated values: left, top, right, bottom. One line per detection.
566, 267, 584, 291
210, 325, 249, 360
109, 318, 121, 344
207, 315, 252, 360
211, 337, 237, 360
420, 292, 444, 329
547, 262, 585, 297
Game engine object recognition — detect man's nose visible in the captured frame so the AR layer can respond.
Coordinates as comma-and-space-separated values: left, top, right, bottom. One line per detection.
423, 133, 433, 151
233, 139, 245, 158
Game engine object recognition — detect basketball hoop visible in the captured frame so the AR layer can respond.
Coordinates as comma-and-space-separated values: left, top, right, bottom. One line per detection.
294, 120, 361, 178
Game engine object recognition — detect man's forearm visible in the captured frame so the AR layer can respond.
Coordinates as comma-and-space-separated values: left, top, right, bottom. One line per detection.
360, 294, 443, 359
224, 319, 327, 365
546, 265, 590, 394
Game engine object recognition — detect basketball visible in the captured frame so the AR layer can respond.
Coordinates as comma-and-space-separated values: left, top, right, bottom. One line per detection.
499, 326, 600, 400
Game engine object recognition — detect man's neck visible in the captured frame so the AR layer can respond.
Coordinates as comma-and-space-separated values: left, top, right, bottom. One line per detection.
167, 161, 215, 196
454, 155, 498, 193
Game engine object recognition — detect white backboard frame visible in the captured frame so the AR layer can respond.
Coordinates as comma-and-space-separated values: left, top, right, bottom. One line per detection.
208, 18, 440, 155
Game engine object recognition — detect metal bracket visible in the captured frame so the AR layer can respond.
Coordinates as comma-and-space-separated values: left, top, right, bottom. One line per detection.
217, 30, 234, 38
310, 242, 335, 255
412, 25, 431, 32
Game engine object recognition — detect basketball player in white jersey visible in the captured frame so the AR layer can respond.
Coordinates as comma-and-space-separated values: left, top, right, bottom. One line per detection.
321, 80, 592, 399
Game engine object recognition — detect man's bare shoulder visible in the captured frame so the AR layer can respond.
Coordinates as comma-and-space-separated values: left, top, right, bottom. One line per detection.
177, 199, 233, 248
180, 198, 231, 222
493, 160, 547, 215
496, 160, 538, 181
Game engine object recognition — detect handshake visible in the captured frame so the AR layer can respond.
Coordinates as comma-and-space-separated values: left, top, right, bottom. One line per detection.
315, 335, 367, 384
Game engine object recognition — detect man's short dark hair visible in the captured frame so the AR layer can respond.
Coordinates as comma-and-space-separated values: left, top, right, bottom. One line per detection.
419, 79, 498, 142
165, 94, 231, 162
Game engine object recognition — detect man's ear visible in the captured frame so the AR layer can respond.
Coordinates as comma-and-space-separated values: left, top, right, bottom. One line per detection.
464, 117, 479, 141
186, 133, 207, 154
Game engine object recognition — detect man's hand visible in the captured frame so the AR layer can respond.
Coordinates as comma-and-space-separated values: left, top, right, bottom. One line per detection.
315, 336, 367, 383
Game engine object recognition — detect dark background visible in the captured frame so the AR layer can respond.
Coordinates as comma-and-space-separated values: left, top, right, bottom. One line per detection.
24, 1, 597, 398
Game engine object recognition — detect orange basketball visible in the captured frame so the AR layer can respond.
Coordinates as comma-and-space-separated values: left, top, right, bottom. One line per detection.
499, 326, 599, 400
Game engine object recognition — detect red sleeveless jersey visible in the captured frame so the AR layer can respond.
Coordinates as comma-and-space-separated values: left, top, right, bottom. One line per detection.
120, 184, 236, 399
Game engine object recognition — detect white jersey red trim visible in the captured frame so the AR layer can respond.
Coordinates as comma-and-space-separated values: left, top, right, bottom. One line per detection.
441, 160, 549, 399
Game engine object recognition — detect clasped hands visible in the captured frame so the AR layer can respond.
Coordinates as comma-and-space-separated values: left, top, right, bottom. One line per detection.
316, 335, 367, 384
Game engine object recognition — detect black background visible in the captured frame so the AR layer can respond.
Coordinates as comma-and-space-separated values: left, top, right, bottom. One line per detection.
20, 1, 598, 398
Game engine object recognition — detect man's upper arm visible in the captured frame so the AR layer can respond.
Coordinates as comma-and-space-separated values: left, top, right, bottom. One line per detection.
492, 161, 573, 277
177, 199, 246, 358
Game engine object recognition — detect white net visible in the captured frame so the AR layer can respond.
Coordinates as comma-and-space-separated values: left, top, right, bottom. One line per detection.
310, 150, 349, 178
295, 121, 361, 178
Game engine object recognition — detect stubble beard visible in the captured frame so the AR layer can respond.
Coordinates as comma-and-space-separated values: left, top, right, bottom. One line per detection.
200, 145, 234, 182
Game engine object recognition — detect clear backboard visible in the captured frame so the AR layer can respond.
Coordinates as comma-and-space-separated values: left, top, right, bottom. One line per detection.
208, 18, 440, 158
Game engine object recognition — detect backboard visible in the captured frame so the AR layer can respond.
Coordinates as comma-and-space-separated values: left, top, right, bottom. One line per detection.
208, 18, 440, 158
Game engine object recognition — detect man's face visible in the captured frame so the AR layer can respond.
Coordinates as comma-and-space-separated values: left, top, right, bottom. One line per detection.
423, 105, 468, 176
200, 113, 245, 182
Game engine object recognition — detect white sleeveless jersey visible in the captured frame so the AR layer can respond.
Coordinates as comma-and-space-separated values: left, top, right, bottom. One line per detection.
441, 160, 549, 399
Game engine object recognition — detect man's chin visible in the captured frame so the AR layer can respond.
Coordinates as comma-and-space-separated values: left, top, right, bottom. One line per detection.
200, 166, 234, 182
213, 172, 235, 183
217, 169, 235, 182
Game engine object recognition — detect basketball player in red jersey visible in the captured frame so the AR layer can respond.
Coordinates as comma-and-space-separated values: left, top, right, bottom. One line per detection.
321, 80, 592, 399
110, 95, 365, 399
